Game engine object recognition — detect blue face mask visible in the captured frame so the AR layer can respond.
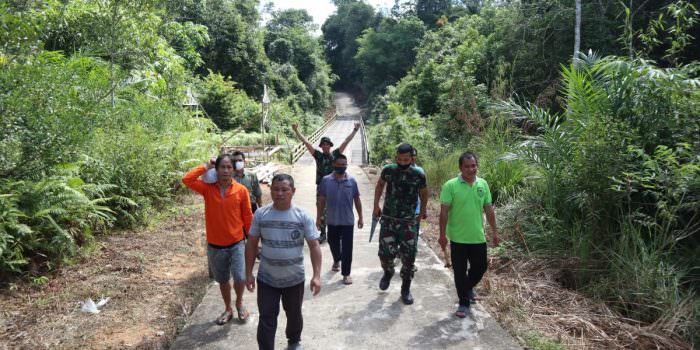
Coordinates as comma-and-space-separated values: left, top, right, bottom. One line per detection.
334, 166, 347, 174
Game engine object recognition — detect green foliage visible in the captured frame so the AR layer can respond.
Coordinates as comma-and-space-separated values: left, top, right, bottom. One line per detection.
197, 72, 261, 131
265, 9, 334, 113
368, 103, 441, 163
355, 17, 426, 97
321, 0, 380, 88
499, 56, 699, 337
522, 331, 565, 350
160, 20, 210, 71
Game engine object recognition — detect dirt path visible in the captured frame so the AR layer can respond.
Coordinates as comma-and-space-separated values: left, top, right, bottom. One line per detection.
0, 192, 259, 350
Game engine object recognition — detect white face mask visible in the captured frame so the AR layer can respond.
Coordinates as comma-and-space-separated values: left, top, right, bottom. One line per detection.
234, 161, 244, 170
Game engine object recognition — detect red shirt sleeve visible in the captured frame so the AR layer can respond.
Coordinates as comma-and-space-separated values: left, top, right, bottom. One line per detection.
182, 165, 208, 195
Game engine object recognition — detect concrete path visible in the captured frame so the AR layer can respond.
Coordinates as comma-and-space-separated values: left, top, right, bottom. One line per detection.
171, 93, 520, 350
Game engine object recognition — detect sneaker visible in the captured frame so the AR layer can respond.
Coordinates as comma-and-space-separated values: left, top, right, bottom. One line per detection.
331, 262, 340, 272
287, 341, 302, 350
343, 275, 353, 285
455, 304, 469, 318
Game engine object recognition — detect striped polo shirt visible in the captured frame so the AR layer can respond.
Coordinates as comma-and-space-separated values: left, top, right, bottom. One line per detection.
249, 204, 319, 288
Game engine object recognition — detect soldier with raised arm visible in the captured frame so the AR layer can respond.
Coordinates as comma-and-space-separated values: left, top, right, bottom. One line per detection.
291, 122, 360, 243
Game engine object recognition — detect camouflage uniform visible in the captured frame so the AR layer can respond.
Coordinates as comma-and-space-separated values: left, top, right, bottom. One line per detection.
378, 164, 427, 280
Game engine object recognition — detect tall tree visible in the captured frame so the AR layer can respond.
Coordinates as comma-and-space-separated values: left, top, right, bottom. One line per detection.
265, 8, 334, 112
355, 17, 426, 96
321, 0, 379, 89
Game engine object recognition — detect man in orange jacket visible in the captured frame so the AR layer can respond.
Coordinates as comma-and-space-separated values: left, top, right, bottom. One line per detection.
182, 154, 254, 325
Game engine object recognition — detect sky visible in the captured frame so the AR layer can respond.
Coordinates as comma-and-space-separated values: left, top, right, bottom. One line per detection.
261, 0, 395, 30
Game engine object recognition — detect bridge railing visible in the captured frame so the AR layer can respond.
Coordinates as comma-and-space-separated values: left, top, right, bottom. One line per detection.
359, 116, 370, 165
289, 114, 337, 164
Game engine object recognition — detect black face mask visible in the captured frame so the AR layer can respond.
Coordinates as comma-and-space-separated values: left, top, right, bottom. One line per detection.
334, 166, 347, 174
397, 163, 411, 170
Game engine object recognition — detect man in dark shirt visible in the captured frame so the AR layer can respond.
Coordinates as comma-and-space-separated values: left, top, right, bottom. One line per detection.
373, 143, 428, 305
292, 122, 360, 243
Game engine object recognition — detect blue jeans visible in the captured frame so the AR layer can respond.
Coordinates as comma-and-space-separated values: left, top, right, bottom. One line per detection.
327, 225, 354, 276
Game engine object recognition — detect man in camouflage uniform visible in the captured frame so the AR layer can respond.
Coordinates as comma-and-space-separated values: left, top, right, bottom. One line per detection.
292, 122, 360, 243
373, 143, 428, 305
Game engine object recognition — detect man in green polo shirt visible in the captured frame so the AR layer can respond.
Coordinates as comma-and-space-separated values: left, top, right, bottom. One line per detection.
438, 151, 499, 318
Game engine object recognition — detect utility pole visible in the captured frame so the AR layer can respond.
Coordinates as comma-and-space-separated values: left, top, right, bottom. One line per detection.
261, 84, 270, 162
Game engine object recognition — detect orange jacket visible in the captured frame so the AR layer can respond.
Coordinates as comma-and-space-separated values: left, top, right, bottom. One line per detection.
182, 165, 253, 246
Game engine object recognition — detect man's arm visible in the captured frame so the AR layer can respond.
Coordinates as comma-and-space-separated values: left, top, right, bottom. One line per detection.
439, 204, 450, 249
240, 189, 253, 232
182, 163, 211, 195
292, 123, 316, 155
245, 236, 260, 291
484, 204, 499, 246
353, 195, 363, 229
307, 238, 322, 295
373, 178, 386, 217
251, 174, 263, 207
418, 187, 428, 222
338, 122, 360, 154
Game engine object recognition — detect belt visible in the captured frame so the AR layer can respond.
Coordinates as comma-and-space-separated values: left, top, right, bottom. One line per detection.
208, 239, 244, 249
381, 215, 416, 223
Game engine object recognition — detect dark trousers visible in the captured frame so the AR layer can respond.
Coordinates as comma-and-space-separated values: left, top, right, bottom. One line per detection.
450, 241, 488, 306
257, 280, 305, 350
327, 225, 354, 276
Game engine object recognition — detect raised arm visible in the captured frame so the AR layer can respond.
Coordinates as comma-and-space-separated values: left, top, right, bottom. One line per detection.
182, 161, 213, 195
292, 123, 316, 155
338, 122, 361, 154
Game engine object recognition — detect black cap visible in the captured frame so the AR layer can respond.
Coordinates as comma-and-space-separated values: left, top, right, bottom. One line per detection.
319, 137, 333, 147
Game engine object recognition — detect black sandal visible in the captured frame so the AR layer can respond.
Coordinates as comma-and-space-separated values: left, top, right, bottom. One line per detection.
215, 310, 233, 325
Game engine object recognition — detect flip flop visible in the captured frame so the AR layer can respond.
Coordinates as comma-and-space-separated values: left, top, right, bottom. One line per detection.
236, 306, 250, 321
216, 310, 233, 325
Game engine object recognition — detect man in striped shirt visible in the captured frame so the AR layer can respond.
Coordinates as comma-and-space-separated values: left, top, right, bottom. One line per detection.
245, 174, 322, 350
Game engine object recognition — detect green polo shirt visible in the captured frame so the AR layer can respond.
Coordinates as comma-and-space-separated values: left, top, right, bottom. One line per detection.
439, 176, 492, 244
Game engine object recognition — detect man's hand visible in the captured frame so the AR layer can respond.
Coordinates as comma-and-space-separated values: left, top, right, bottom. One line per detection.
490, 229, 500, 247
357, 217, 364, 229
246, 274, 256, 292
292, 123, 299, 132
353, 122, 360, 131
373, 206, 381, 218
206, 158, 216, 169
310, 276, 321, 296
438, 235, 448, 250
